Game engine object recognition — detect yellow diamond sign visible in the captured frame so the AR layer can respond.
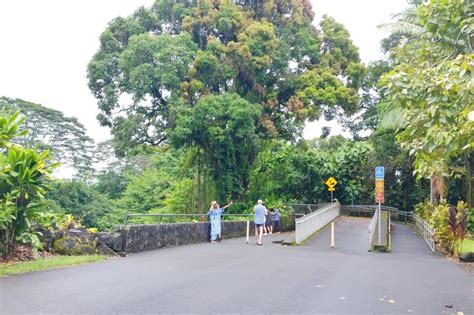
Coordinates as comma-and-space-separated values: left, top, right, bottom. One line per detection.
325, 177, 337, 188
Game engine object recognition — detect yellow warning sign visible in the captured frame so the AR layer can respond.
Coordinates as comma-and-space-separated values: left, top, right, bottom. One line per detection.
325, 177, 337, 190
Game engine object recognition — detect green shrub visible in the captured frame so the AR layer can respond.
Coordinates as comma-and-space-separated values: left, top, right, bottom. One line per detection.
467, 207, 474, 233
416, 201, 471, 254
414, 201, 433, 221
429, 203, 453, 249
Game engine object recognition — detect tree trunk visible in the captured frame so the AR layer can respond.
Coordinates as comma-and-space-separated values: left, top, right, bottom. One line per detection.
430, 174, 447, 205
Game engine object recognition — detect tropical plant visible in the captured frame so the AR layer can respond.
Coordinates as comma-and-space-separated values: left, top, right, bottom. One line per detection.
415, 200, 470, 254
46, 180, 114, 230
0, 97, 95, 178
381, 0, 474, 205
457, 207, 468, 253
0, 111, 58, 256
448, 206, 458, 253
0, 110, 28, 147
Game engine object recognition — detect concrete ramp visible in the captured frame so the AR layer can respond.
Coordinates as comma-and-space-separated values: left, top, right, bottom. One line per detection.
295, 203, 340, 244
303, 216, 371, 253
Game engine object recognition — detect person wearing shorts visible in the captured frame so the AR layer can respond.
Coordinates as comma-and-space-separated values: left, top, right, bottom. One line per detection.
266, 209, 273, 235
253, 199, 266, 245
273, 208, 281, 233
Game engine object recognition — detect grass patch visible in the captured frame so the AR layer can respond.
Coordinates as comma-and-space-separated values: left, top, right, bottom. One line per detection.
0, 255, 107, 277
459, 238, 474, 254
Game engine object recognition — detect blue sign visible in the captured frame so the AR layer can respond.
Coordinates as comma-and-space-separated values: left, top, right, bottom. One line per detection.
375, 166, 384, 179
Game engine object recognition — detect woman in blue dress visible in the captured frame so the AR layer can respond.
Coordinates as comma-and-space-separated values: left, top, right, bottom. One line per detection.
208, 200, 233, 243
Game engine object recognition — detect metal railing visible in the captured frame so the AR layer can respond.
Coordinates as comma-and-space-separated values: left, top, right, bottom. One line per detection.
290, 204, 320, 218
413, 213, 436, 253
295, 203, 340, 244
124, 213, 252, 226
341, 205, 413, 223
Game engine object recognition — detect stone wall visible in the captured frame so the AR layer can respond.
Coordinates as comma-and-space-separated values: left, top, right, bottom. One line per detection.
120, 215, 295, 253
35, 215, 295, 255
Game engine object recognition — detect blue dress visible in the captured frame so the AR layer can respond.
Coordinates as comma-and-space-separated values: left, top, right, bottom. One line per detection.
208, 208, 223, 241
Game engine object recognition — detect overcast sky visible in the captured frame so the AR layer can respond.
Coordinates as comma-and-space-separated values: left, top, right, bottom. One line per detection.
0, 0, 408, 143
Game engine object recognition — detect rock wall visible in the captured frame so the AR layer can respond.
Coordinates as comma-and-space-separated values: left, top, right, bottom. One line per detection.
35, 215, 295, 255
121, 215, 295, 253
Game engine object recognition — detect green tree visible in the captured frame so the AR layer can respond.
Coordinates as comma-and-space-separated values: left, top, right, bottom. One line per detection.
381, 0, 473, 205
88, 0, 363, 147
0, 111, 58, 256
343, 60, 392, 138
171, 93, 261, 201
46, 180, 114, 230
88, 1, 364, 201
249, 137, 373, 205
0, 97, 95, 178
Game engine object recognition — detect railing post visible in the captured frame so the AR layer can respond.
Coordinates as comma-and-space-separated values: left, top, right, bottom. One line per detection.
246, 220, 250, 244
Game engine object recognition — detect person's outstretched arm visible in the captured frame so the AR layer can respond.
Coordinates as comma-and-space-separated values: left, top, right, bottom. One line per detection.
223, 201, 233, 209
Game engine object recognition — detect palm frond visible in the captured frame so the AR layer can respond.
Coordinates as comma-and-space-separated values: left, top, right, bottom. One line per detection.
390, 6, 418, 24
378, 21, 424, 37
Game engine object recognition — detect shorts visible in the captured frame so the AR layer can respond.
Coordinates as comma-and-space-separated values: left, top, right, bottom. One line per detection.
255, 223, 264, 228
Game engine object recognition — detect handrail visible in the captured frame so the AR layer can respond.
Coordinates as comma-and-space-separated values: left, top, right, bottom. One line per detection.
413, 214, 436, 253
345, 205, 399, 212
341, 205, 413, 223
124, 213, 252, 225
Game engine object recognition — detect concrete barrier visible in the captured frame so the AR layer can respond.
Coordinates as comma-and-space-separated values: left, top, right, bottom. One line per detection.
295, 203, 340, 244
368, 210, 391, 252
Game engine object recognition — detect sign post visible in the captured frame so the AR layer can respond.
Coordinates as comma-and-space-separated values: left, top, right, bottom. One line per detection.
325, 177, 337, 203
375, 166, 384, 245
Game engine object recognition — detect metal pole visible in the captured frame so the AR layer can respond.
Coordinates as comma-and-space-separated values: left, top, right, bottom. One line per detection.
378, 202, 381, 245
331, 222, 335, 248
331, 191, 333, 204
246, 220, 250, 244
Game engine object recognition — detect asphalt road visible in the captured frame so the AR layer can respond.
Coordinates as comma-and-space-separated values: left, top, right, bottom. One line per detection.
1, 217, 473, 314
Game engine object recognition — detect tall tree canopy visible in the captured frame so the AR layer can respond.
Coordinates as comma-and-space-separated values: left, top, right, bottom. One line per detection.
0, 97, 95, 178
381, 0, 473, 204
87, 0, 365, 201
88, 0, 364, 152
171, 93, 260, 200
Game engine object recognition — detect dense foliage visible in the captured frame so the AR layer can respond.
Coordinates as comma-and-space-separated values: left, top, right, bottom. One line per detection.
415, 201, 470, 254
0, 111, 58, 256
87, 0, 365, 200
0, 97, 95, 179
2, 1, 472, 255
381, 0, 473, 205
